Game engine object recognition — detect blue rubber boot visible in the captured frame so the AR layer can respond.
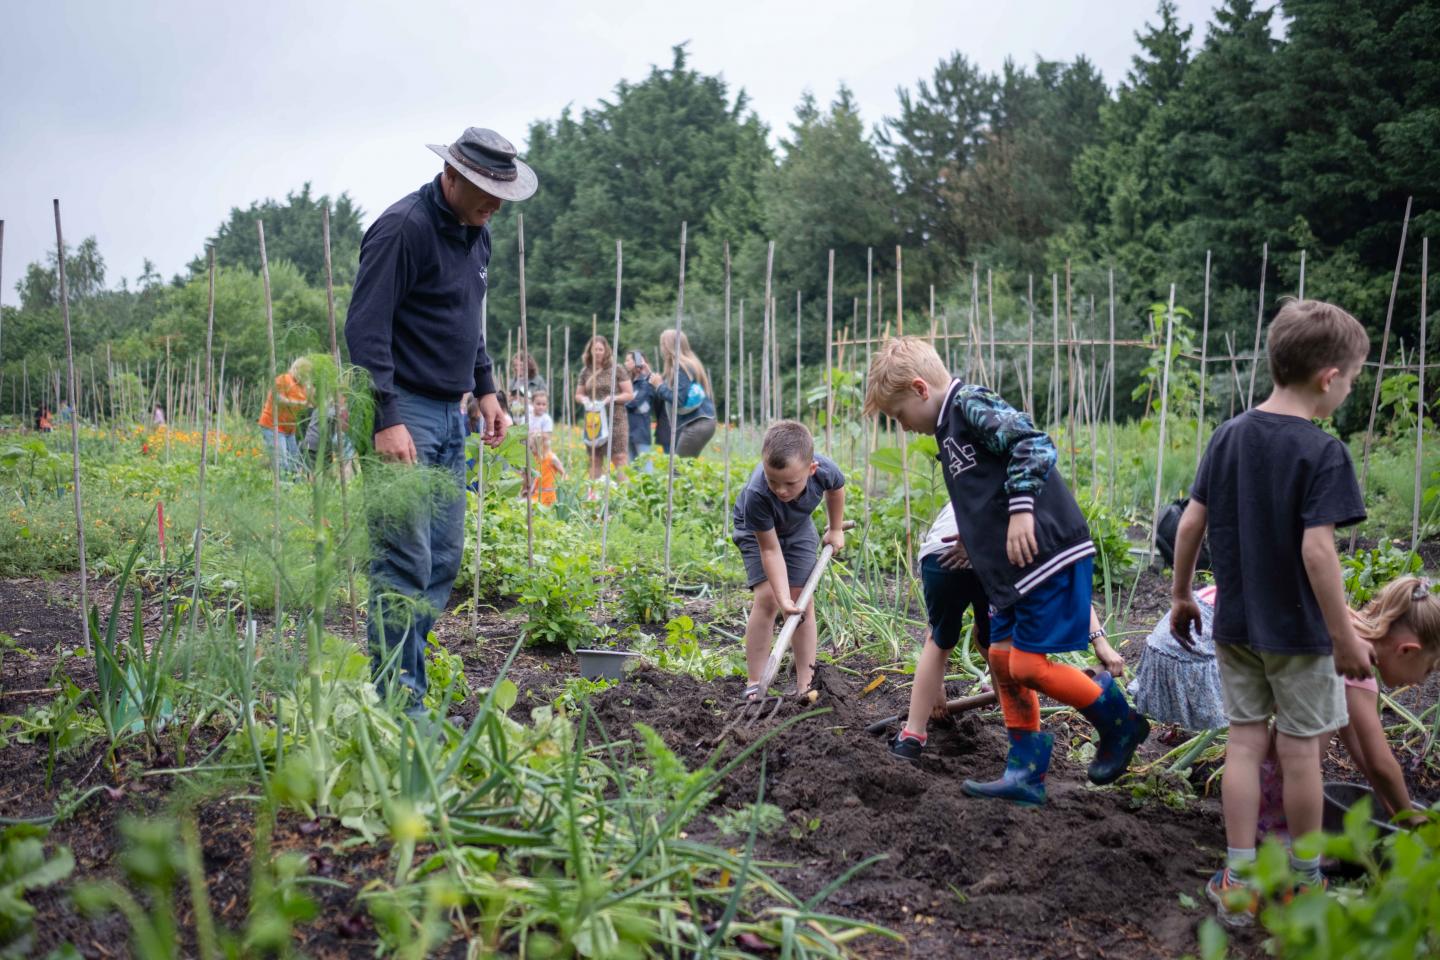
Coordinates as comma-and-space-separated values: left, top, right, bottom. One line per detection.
1080, 672, 1151, 785
961, 729, 1053, 805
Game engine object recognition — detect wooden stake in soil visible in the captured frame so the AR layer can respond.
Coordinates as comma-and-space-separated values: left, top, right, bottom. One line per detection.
322, 206, 359, 633
1195, 250, 1212, 468
257, 220, 284, 628
1107, 268, 1117, 508
1355, 197, 1415, 553
662, 222, 688, 578
1412, 237, 1429, 554
1027, 274, 1036, 415
761, 241, 775, 423
517, 215, 534, 569
863, 247, 874, 532
826, 248, 835, 457
471, 292, 488, 632
895, 245, 903, 335
737, 299, 746, 430
189, 249, 217, 638
53, 201, 90, 651
1050, 273, 1060, 428
1150, 285, 1177, 563
987, 268, 996, 390
722, 243, 733, 539
1299, 249, 1306, 300
1245, 242, 1269, 409
599, 240, 623, 589
795, 290, 802, 420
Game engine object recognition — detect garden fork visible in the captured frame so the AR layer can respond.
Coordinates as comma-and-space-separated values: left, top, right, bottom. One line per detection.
709, 534, 845, 743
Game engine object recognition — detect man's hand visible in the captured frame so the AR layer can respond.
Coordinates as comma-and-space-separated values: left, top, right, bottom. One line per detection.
1333, 635, 1377, 681
476, 393, 510, 448
374, 423, 417, 464
1006, 512, 1038, 567
939, 534, 971, 570
822, 526, 845, 556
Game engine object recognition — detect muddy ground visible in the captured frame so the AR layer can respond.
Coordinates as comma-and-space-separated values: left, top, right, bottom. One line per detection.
3, 570, 1438, 959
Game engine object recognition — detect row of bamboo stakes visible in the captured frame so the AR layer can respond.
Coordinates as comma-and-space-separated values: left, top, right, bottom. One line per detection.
1, 196, 1431, 649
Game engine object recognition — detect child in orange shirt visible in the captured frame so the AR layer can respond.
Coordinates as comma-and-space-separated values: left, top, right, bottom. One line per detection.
528, 430, 565, 506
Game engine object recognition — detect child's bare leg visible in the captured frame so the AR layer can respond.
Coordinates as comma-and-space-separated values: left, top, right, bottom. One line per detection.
744, 584, 780, 688
1222, 722, 1270, 856
905, 636, 947, 736
790, 585, 817, 693
1274, 731, 1324, 839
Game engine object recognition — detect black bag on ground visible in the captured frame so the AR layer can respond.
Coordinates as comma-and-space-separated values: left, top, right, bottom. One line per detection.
1155, 498, 1211, 570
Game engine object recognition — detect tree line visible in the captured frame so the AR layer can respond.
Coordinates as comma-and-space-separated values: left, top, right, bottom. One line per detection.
2, 0, 1435, 433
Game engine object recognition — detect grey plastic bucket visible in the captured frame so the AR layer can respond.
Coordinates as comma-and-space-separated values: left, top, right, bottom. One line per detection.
576, 649, 640, 681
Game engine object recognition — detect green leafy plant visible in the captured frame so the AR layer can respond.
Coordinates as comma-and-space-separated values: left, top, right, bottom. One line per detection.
514, 552, 599, 651
1342, 542, 1421, 605
0, 824, 74, 959
616, 570, 675, 625
710, 803, 786, 839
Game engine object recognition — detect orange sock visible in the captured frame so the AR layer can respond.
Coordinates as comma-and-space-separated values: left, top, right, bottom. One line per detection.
1009, 649, 1102, 710
988, 646, 1041, 732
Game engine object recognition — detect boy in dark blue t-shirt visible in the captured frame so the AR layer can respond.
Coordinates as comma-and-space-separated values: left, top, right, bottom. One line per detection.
732, 420, 846, 697
864, 336, 1147, 803
1170, 299, 1374, 927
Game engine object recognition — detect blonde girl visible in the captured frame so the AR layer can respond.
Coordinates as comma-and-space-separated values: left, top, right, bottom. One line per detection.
649, 329, 716, 457
527, 430, 565, 507
1339, 576, 1440, 819
575, 334, 634, 480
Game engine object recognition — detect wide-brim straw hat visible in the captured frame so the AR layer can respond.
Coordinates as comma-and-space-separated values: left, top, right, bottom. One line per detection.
426, 127, 537, 202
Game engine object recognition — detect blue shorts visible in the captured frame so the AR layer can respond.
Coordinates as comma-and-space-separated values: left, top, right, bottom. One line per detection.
920, 555, 990, 651
989, 557, 1093, 655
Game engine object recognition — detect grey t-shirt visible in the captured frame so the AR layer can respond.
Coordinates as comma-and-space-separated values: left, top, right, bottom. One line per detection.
732, 454, 845, 541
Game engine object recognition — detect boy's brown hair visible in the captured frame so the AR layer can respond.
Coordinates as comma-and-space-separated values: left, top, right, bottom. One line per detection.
1266, 299, 1370, 387
762, 420, 814, 469
862, 336, 951, 415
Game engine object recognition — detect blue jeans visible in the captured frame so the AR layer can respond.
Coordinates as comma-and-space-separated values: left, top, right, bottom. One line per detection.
260, 427, 302, 475
368, 388, 466, 710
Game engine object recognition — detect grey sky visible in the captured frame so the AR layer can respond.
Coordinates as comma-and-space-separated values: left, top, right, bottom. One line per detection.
0, 0, 1236, 306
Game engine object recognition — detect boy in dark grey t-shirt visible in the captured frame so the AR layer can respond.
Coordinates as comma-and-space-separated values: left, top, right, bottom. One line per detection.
732, 421, 846, 697
1170, 299, 1375, 927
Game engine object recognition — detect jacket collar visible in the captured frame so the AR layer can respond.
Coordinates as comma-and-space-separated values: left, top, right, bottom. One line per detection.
936, 379, 962, 430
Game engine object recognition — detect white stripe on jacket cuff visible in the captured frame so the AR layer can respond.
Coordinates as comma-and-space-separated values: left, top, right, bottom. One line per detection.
1008, 495, 1036, 514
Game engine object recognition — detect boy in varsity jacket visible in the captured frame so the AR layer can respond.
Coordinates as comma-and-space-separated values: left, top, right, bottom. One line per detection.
864, 336, 1149, 803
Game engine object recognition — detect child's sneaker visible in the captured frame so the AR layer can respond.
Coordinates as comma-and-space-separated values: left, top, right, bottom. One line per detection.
888, 731, 925, 763
1205, 869, 1258, 928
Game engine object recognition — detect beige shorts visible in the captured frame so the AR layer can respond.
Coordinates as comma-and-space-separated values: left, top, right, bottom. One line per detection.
1216, 644, 1348, 738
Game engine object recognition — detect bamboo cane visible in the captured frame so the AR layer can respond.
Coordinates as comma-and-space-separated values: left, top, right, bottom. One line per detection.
1027, 274, 1036, 415
795, 290, 802, 421
1299, 249, 1307, 300
1246, 243, 1269, 409
762, 241, 775, 424
895, 245, 903, 335
189, 249, 217, 639
1066, 261, 1077, 481
826, 249, 835, 457
471, 292, 487, 632
599, 240, 623, 595
738, 299, 746, 430
1108, 268, 1117, 509
322, 206, 358, 634
518, 215, 534, 569
54, 201, 89, 652
1050, 273, 1060, 428
723, 243, 733, 539
988, 268, 996, 390
929, 283, 936, 347
864, 247, 873, 532
1196, 251, 1212, 468
1150, 285, 1177, 562
1355, 197, 1415, 551
257, 220, 283, 628
1412, 237, 1429, 554
663, 222, 688, 578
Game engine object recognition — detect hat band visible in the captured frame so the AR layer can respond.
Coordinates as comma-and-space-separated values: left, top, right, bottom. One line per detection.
448, 143, 518, 183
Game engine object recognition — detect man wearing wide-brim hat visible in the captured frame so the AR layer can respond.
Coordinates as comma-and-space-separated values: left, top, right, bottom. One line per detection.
345, 127, 537, 714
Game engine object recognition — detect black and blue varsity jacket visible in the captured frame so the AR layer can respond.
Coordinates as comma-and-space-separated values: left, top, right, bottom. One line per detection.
934, 379, 1094, 610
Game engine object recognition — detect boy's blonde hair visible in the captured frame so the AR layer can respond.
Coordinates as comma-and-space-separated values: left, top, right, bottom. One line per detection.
862, 336, 950, 415
1266, 299, 1370, 387
1356, 576, 1440, 655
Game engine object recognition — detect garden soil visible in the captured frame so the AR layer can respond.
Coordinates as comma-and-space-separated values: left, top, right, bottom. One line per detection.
593, 664, 1253, 960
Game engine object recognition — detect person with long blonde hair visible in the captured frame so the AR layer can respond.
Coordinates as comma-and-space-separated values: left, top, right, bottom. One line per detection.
575, 334, 634, 483
649, 329, 716, 457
